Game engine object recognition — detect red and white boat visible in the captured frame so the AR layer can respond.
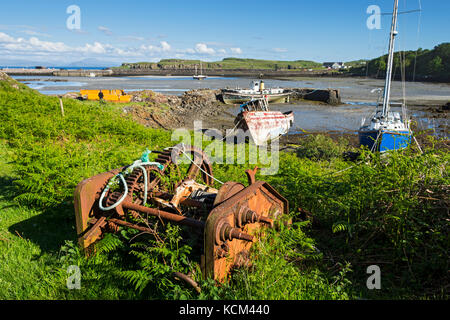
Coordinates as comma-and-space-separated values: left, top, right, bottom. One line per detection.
234, 98, 294, 146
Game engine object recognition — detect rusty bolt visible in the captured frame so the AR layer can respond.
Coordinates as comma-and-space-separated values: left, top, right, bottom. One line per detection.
219, 223, 253, 242
215, 247, 228, 259
236, 207, 274, 228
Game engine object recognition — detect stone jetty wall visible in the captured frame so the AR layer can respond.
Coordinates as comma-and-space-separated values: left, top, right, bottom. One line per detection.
2, 68, 113, 77
288, 88, 341, 105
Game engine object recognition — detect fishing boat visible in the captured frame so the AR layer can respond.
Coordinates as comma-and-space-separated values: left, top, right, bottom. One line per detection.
358, 0, 412, 152
234, 97, 294, 146
193, 61, 207, 80
221, 80, 290, 104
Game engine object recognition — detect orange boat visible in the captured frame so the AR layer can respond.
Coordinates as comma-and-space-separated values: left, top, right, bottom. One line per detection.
80, 89, 132, 103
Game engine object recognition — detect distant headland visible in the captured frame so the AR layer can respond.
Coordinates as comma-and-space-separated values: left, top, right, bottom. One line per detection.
2, 43, 448, 82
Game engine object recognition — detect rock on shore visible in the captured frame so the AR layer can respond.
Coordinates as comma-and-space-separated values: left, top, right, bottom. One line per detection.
289, 88, 341, 105
124, 89, 225, 129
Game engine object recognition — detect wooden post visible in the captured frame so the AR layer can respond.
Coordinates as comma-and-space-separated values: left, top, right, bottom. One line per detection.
59, 97, 65, 117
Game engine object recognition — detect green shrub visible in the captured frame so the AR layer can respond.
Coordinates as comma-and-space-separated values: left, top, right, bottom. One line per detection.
296, 134, 348, 161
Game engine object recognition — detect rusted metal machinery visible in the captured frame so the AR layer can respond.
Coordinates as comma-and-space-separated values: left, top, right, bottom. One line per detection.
74, 144, 288, 282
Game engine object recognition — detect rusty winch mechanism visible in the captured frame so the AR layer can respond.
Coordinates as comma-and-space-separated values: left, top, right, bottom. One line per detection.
74, 144, 288, 282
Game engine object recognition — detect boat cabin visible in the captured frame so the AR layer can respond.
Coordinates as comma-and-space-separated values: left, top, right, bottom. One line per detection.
239, 98, 269, 112
251, 80, 264, 92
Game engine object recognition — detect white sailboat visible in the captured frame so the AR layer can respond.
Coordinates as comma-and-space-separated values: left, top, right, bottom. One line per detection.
193, 61, 207, 80
358, 0, 413, 152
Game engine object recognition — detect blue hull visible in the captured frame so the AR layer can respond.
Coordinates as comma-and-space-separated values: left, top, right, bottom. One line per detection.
359, 130, 412, 152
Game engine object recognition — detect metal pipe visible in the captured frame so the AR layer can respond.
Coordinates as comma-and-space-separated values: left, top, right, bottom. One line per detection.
108, 218, 156, 233
122, 201, 205, 229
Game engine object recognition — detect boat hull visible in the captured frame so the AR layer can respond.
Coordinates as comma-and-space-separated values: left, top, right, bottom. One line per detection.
359, 129, 412, 152
222, 92, 290, 104
236, 111, 294, 146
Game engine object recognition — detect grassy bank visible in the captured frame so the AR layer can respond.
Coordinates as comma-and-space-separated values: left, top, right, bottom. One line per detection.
117, 57, 323, 71
0, 73, 448, 299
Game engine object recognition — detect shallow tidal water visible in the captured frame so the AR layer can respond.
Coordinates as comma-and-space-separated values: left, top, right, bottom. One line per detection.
13, 75, 449, 137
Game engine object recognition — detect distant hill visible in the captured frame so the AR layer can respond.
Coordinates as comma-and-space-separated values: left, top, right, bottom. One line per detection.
114, 43, 449, 82
117, 58, 323, 71
349, 43, 450, 82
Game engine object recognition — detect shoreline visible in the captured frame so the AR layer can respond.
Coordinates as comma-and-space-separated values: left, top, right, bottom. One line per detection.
3, 67, 450, 85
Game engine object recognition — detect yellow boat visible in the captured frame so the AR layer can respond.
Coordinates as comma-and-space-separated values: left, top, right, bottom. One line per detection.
80, 89, 132, 103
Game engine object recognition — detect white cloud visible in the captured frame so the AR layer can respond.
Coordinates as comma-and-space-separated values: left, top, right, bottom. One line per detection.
141, 41, 172, 53
230, 47, 242, 54
177, 48, 195, 54
21, 30, 51, 38
2, 35, 70, 53
0, 32, 114, 56
114, 47, 143, 57
195, 43, 215, 55
98, 26, 113, 36
0, 31, 245, 64
29, 37, 70, 52
0, 32, 16, 43
119, 35, 145, 42
205, 41, 230, 46
272, 48, 288, 53
78, 42, 107, 54
160, 41, 171, 51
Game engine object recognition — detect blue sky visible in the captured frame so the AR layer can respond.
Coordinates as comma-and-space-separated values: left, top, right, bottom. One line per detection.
0, 0, 447, 65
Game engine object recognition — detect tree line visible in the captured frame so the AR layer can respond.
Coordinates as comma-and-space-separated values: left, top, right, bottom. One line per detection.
350, 42, 450, 82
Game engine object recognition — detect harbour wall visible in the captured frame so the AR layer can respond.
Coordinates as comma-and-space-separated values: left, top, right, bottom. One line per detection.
1, 68, 113, 77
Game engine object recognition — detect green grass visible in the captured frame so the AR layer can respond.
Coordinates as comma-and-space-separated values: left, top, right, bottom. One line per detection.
0, 72, 448, 300
0, 142, 140, 299
0, 143, 76, 299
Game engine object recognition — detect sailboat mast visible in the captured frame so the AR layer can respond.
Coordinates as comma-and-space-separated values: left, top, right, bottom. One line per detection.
382, 0, 399, 117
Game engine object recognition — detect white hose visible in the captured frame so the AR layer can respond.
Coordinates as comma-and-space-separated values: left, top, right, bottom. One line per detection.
98, 173, 128, 211
98, 160, 163, 211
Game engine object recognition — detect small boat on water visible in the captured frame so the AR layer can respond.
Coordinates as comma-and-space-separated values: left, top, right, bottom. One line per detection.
358, 0, 412, 152
234, 97, 294, 146
222, 80, 290, 104
193, 61, 207, 80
